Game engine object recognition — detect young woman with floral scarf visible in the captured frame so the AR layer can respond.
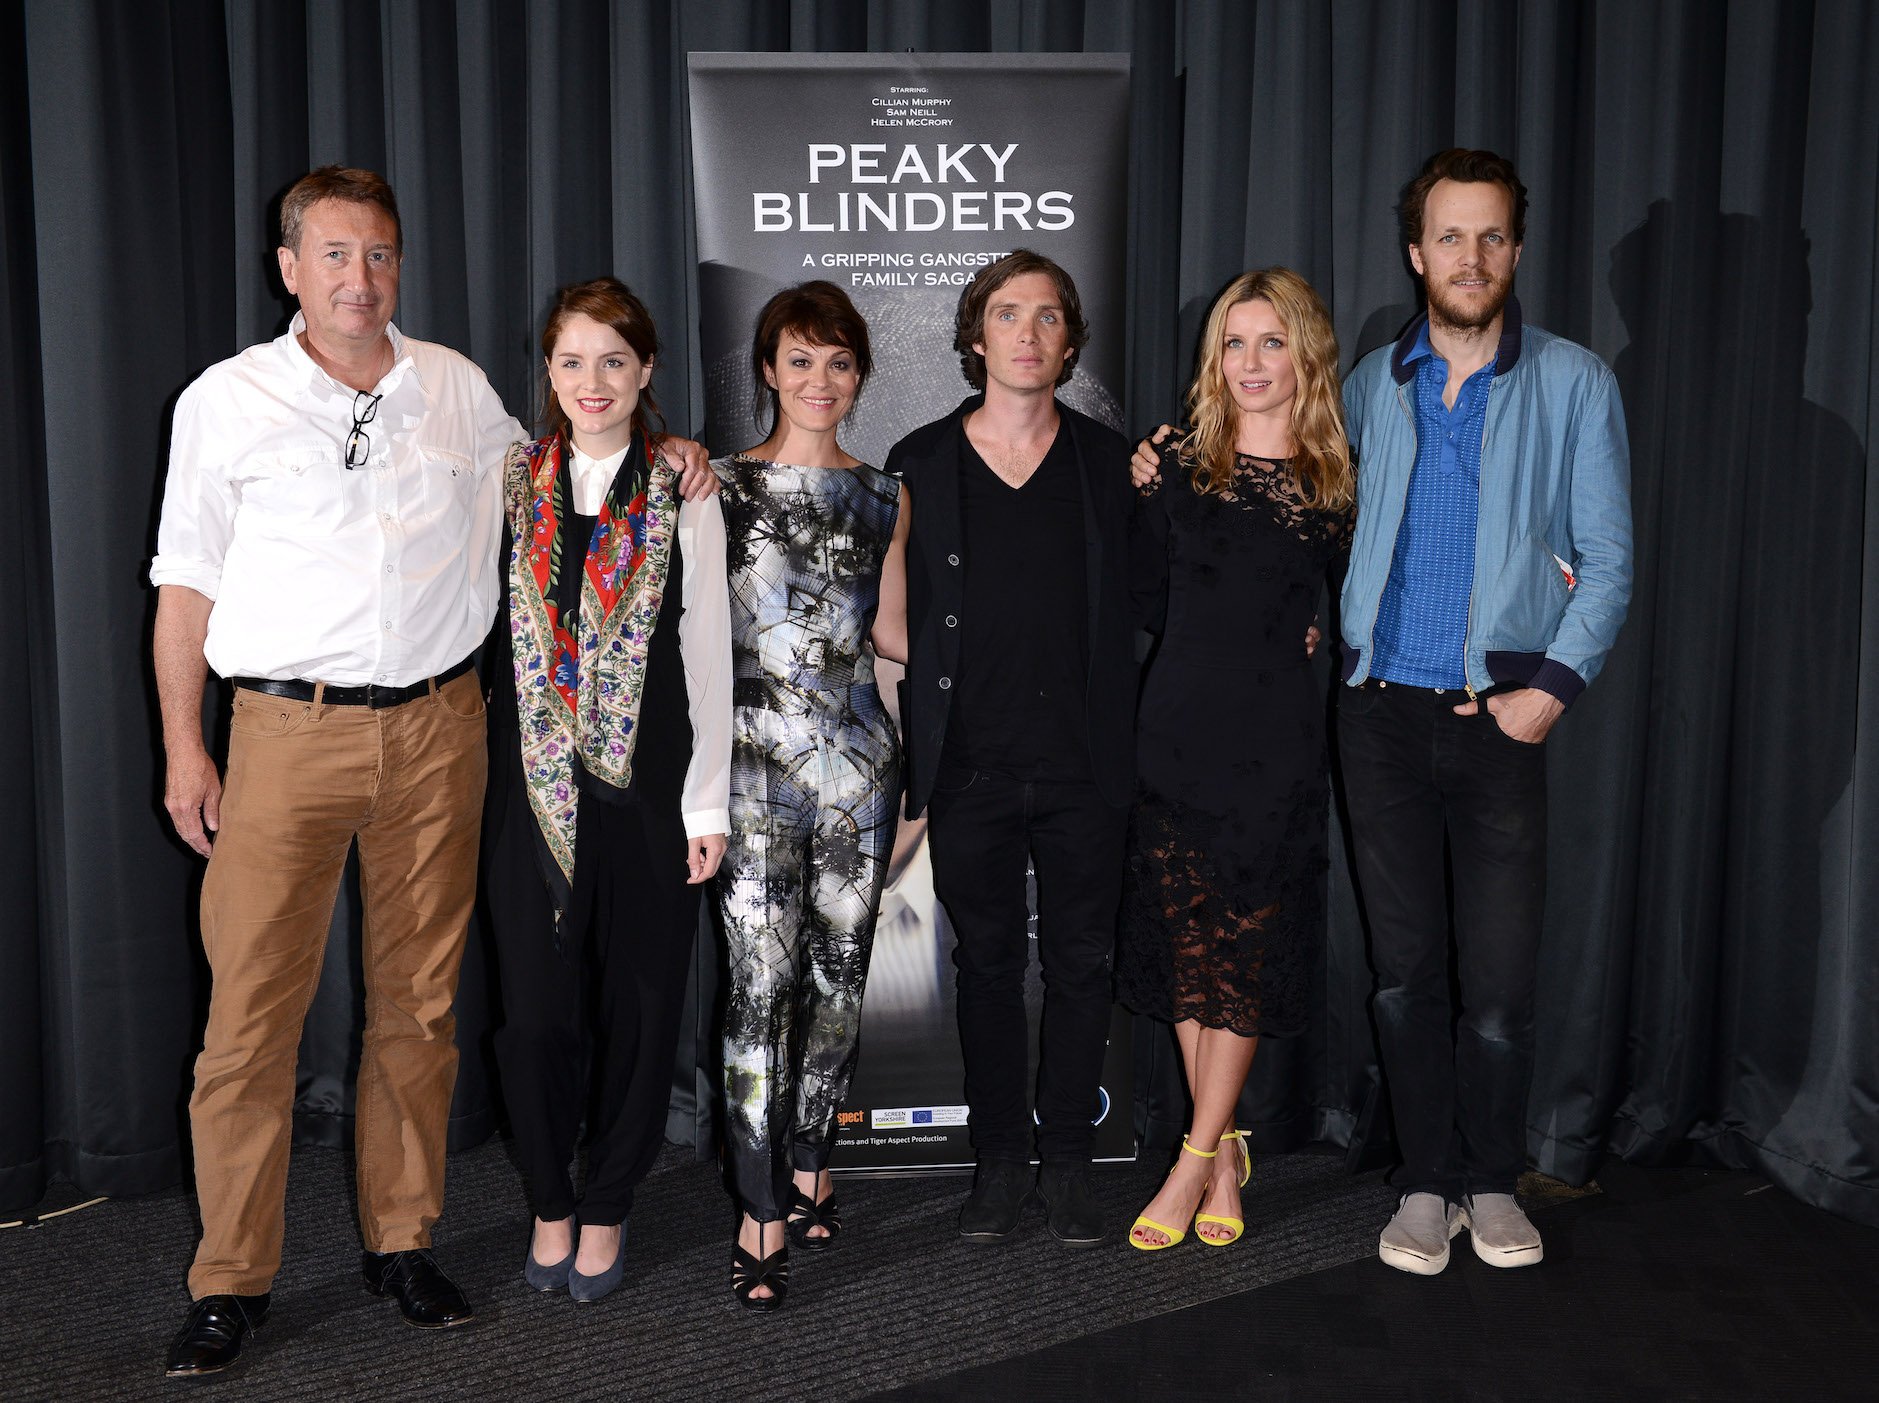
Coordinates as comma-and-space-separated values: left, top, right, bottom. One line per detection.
482, 277, 731, 1304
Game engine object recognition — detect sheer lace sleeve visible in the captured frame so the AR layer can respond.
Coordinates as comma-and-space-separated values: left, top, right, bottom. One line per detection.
1129, 440, 1178, 635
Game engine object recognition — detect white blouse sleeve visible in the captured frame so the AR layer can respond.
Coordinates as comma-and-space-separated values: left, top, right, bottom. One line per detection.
676, 495, 733, 838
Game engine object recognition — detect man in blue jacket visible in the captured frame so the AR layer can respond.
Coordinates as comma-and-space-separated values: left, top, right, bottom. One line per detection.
1338, 149, 1632, 1275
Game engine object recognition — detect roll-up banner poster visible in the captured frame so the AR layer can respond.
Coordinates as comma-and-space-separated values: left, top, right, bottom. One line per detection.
688, 52, 1135, 1170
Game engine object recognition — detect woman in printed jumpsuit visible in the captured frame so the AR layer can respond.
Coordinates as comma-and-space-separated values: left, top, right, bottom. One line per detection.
713, 281, 909, 1311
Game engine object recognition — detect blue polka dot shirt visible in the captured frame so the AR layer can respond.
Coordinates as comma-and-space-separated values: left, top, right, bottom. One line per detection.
1369, 322, 1498, 689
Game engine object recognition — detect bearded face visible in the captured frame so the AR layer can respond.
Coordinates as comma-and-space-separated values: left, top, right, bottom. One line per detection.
1408, 178, 1523, 335
1424, 256, 1515, 331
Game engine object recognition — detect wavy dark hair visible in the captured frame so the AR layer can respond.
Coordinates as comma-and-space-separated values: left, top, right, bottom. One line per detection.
538, 277, 664, 448
952, 248, 1089, 390
751, 280, 873, 433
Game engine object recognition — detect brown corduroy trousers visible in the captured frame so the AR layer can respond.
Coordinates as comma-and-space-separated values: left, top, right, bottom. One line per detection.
186, 672, 487, 1298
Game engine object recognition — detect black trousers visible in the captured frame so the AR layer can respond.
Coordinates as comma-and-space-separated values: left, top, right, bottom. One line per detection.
927, 767, 1127, 1164
486, 785, 699, 1226
1337, 679, 1547, 1201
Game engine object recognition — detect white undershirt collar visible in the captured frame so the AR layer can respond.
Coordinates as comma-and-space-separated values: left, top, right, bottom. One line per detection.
568, 441, 632, 515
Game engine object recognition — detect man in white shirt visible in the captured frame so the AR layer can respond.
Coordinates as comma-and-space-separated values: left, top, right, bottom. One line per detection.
149, 166, 711, 1377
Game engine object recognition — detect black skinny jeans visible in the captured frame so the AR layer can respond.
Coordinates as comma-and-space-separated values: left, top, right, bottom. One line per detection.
1337, 679, 1547, 1201
927, 767, 1127, 1165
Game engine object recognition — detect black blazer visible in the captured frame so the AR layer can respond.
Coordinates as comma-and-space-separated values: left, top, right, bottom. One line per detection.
886, 394, 1141, 818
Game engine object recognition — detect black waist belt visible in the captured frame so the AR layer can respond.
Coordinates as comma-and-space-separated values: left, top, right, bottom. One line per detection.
230, 656, 476, 709
732, 676, 877, 711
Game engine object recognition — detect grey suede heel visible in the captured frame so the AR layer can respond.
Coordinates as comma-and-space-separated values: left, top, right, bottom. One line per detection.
523, 1221, 576, 1292
567, 1226, 627, 1303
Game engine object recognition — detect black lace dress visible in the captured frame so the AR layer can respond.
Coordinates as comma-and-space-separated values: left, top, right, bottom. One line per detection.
1117, 442, 1352, 1037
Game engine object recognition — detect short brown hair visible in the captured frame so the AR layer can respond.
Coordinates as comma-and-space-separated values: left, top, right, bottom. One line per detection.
279, 166, 402, 253
1400, 148, 1527, 248
538, 277, 664, 448
751, 281, 873, 433
952, 249, 1090, 390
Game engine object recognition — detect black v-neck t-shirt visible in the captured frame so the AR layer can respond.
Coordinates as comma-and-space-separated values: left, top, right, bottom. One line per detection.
942, 423, 1091, 782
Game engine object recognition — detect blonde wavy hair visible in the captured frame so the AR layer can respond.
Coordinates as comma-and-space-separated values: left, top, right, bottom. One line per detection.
1177, 268, 1353, 509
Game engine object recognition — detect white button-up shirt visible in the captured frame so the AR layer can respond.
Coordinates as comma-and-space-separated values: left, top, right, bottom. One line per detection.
150, 315, 524, 686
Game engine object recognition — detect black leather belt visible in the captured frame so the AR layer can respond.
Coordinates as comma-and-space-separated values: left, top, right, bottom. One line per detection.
231, 656, 476, 709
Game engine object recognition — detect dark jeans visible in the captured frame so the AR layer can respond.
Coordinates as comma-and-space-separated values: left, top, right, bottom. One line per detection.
1337, 679, 1547, 1200
927, 767, 1127, 1164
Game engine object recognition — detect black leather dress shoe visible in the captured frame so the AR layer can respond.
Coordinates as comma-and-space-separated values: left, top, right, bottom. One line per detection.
362, 1249, 475, 1329
1038, 1162, 1107, 1247
163, 1292, 270, 1376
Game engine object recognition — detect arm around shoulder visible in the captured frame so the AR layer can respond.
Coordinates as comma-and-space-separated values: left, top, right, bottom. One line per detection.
883, 436, 913, 487
871, 484, 912, 664
1128, 444, 1173, 633
677, 495, 733, 845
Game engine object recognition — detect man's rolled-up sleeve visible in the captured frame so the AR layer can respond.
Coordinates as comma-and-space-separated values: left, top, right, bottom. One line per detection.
149, 382, 237, 598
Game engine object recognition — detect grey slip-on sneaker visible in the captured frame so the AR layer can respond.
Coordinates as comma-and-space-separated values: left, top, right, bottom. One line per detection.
1379, 1191, 1464, 1275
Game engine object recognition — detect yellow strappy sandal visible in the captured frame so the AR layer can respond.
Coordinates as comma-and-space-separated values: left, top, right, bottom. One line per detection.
1129, 1137, 1216, 1251
1227, 1127, 1252, 1187
1196, 1129, 1250, 1247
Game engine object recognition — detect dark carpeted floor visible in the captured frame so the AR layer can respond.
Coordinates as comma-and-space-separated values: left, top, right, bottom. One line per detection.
874, 1161, 1879, 1403
2, 1137, 1405, 1402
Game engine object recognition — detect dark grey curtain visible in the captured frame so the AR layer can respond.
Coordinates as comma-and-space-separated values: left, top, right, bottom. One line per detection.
4, 0, 1874, 1227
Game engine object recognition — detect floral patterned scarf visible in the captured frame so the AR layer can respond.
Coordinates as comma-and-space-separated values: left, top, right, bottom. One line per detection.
504, 433, 677, 906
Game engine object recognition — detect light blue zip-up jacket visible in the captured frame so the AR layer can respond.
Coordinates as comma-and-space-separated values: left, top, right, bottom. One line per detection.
1338, 300, 1633, 706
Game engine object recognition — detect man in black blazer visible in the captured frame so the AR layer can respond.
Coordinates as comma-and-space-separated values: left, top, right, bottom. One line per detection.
885, 251, 1139, 1248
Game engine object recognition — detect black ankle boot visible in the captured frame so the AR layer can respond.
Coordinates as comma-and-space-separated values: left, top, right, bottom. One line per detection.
958, 1156, 1032, 1242
1037, 1161, 1106, 1247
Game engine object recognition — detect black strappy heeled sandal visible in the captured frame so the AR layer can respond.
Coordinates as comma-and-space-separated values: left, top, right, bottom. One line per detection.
785, 1184, 843, 1251
730, 1241, 790, 1313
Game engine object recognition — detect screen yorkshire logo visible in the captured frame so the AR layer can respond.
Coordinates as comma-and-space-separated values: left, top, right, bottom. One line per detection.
752, 142, 1074, 234
871, 1104, 970, 1129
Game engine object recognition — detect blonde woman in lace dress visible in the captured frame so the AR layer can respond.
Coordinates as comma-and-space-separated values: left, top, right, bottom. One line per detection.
1119, 269, 1353, 1251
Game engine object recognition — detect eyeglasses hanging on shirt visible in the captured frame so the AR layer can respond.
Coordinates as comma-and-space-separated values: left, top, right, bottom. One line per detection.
344, 389, 384, 469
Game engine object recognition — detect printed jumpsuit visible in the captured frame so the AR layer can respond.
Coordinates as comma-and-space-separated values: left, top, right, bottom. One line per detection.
713, 454, 903, 1221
